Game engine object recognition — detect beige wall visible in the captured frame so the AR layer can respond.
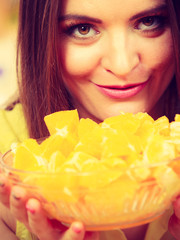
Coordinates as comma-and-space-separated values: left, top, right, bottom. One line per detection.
0, 0, 19, 109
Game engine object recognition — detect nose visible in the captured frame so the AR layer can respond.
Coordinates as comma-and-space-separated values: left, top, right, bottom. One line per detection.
101, 31, 140, 77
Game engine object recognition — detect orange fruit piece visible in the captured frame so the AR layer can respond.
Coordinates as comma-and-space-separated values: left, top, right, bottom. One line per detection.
175, 114, 180, 122
47, 151, 66, 172
32, 172, 79, 203
154, 116, 170, 136
13, 139, 46, 172
64, 151, 100, 172
135, 118, 155, 150
169, 158, 180, 175
101, 130, 141, 159
40, 133, 77, 159
44, 109, 79, 137
101, 157, 127, 170
135, 112, 154, 123
143, 135, 176, 164
84, 175, 138, 216
169, 117, 180, 153
170, 121, 180, 138
102, 112, 141, 134
78, 118, 99, 139
75, 125, 107, 159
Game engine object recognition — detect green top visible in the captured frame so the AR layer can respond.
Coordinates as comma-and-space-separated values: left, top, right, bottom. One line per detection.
0, 103, 28, 154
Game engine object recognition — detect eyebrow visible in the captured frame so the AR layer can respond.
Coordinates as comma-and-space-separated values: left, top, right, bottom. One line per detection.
59, 14, 102, 24
59, 3, 167, 23
130, 4, 168, 21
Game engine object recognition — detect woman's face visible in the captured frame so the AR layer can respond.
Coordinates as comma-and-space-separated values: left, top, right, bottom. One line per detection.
58, 0, 175, 122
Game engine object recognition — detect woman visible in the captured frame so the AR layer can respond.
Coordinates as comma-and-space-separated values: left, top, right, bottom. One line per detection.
0, 0, 180, 239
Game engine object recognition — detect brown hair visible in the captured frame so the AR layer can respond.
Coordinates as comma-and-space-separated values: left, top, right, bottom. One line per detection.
18, 0, 73, 139
164, 0, 180, 120
17, 0, 180, 139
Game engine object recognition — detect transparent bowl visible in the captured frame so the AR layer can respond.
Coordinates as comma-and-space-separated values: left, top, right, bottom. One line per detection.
1, 150, 180, 231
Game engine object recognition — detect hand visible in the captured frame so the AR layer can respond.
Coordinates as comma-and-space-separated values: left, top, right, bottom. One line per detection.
168, 196, 180, 239
0, 177, 99, 240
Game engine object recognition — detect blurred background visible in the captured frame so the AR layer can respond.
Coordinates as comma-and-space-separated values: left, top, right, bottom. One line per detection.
0, 0, 28, 154
0, 0, 19, 109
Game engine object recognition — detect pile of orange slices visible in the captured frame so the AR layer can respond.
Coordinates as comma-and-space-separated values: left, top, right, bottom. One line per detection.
12, 110, 180, 175
9, 110, 180, 228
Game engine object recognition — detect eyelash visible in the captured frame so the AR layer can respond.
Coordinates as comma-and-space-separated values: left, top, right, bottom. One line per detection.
62, 14, 168, 40
63, 23, 99, 40
134, 14, 168, 34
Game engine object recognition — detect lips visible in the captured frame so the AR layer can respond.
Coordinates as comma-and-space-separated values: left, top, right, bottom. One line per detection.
95, 81, 148, 99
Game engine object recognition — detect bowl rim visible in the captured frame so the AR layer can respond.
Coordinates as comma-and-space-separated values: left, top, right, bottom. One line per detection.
1, 149, 180, 176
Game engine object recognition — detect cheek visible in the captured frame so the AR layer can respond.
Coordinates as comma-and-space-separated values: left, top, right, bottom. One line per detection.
59, 43, 100, 77
142, 32, 175, 70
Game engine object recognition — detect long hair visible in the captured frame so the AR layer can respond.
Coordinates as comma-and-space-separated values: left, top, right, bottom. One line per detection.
164, 0, 180, 120
17, 0, 180, 138
17, 0, 73, 138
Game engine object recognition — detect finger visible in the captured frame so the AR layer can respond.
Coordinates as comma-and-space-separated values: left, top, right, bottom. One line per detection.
62, 223, 99, 240
0, 174, 11, 207
61, 221, 86, 240
168, 213, 180, 239
10, 185, 29, 229
26, 198, 65, 240
27, 198, 86, 240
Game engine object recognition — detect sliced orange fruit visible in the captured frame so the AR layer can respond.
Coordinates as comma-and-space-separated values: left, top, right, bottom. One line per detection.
170, 121, 180, 138
44, 109, 79, 137
175, 114, 180, 122
40, 132, 77, 159
75, 126, 105, 159
78, 118, 99, 139
101, 130, 141, 159
13, 140, 46, 172
154, 116, 170, 136
84, 175, 138, 214
135, 112, 154, 123
102, 112, 141, 134
135, 118, 155, 150
64, 151, 100, 172
47, 151, 66, 172
143, 135, 176, 164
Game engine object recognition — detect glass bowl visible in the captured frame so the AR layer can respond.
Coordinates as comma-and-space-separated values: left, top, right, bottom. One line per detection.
1, 150, 180, 231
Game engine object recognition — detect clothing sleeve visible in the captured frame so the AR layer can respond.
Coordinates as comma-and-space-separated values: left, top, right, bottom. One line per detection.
16, 221, 38, 240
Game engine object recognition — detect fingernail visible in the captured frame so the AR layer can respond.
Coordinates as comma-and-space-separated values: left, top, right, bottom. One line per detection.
26, 203, 35, 214
12, 192, 21, 200
72, 223, 82, 234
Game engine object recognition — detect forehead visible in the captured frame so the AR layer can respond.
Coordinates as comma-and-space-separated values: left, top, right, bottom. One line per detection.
60, 0, 167, 17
